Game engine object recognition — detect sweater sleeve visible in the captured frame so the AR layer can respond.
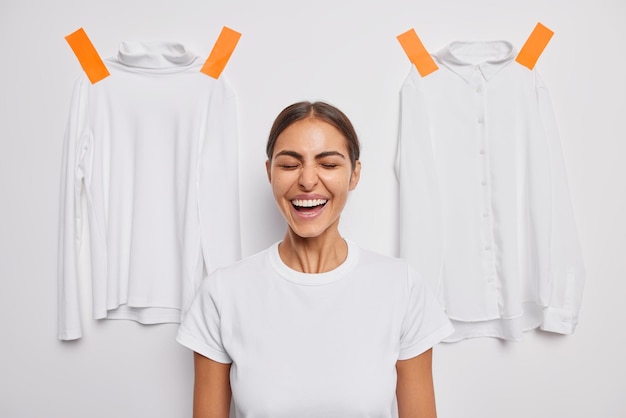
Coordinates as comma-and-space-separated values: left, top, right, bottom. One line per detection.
535, 72, 586, 334
196, 77, 241, 287
395, 67, 443, 292
57, 76, 90, 340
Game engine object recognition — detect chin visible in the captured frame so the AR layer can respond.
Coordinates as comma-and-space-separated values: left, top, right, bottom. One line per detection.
287, 222, 338, 241
290, 229, 325, 239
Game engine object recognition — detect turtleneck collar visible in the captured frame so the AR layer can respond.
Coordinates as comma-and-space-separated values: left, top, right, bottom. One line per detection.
116, 41, 198, 69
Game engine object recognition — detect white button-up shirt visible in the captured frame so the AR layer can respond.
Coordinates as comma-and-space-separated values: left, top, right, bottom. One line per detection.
395, 40, 585, 341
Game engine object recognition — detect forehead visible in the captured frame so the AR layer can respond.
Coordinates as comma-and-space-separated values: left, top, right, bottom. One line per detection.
272, 118, 348, 156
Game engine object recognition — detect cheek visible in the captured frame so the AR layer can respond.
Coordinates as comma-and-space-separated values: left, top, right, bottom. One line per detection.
270, 174, 292, 197
319, 172, 352, 189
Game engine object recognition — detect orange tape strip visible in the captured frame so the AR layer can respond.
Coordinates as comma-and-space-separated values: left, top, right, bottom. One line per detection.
201, 26, 242, 79
516, 22, 554, 70
397, 29, 438, 77
65, 28, 110, 84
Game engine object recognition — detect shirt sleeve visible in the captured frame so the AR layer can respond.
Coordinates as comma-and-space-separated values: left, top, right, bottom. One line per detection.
398, 265, 454, 360
57, 76, 90, 341
395, 67, 444, 292
194, 77, 242, 305
177, 270, 232, 364
535, 71, 586, 334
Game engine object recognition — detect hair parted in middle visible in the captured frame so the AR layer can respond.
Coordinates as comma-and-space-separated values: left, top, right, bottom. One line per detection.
266, 101, 361, 170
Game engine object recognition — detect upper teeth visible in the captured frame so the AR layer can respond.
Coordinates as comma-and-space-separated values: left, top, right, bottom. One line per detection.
292, 199, 327, 207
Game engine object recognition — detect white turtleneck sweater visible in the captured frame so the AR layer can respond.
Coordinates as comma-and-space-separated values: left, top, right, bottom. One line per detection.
57, 42, 241, 340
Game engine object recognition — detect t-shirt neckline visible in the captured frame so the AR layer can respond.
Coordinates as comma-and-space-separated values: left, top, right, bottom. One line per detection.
268, 239, 360, 286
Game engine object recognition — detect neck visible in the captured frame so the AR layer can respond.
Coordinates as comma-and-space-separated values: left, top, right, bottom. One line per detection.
278, 229, 348, 274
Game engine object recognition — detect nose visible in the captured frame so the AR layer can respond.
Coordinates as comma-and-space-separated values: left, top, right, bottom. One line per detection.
298, 164, 318, 190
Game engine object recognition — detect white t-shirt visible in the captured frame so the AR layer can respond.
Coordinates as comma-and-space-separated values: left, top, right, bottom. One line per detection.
177, 240, 453, 418
396, 40, 585, 341
57, 42, 241, 340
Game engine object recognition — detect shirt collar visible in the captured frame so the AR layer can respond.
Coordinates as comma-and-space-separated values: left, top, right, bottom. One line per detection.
116, 41, 198, 69
433, 41, 516, 82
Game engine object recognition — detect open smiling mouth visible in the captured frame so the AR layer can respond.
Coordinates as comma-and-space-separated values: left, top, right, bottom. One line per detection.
291, 199, 328, 211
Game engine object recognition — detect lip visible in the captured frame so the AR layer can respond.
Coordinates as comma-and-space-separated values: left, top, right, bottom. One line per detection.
291, 194, 328, 201
290, 194, 328, 218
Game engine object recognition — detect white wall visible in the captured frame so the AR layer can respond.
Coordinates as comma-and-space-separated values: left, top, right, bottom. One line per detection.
1, 0, 624, 416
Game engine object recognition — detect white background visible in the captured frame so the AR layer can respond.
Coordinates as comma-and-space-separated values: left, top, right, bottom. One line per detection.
1, 0, 624, 417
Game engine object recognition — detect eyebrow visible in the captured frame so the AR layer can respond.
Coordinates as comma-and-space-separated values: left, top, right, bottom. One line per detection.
274, 150, 346, 160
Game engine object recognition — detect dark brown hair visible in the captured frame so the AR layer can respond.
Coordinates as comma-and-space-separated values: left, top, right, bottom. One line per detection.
266, 101, 360, 169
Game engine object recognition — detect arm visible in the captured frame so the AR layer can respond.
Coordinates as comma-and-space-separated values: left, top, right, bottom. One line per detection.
193, 352, 231, 418
396, 348, 437, 418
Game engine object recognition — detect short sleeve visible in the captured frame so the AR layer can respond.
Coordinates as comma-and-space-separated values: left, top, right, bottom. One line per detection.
176, 271, 232, 364
398, 266, 454, 360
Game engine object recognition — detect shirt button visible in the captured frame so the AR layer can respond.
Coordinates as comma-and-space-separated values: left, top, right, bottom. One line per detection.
484, 245, 491, 251
481, 181, 487, 186
477, 117, 484, 124
475, 87, 482, 93
479, 149, 486, 155
482, 212, 489, 218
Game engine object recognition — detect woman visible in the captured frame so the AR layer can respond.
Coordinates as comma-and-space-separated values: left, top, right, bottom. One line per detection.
177, 101, 454, 417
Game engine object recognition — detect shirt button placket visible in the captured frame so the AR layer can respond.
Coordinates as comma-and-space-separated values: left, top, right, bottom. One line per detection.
472, 70, 499, 306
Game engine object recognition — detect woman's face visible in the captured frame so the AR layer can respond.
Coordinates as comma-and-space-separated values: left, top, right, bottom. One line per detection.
266, 118, 360, 240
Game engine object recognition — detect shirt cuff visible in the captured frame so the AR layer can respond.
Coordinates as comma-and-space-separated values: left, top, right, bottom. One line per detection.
541, 307, 577, 335
176, 328, 232, 364
58, 328, 83, 341
398, 321, 455, 360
